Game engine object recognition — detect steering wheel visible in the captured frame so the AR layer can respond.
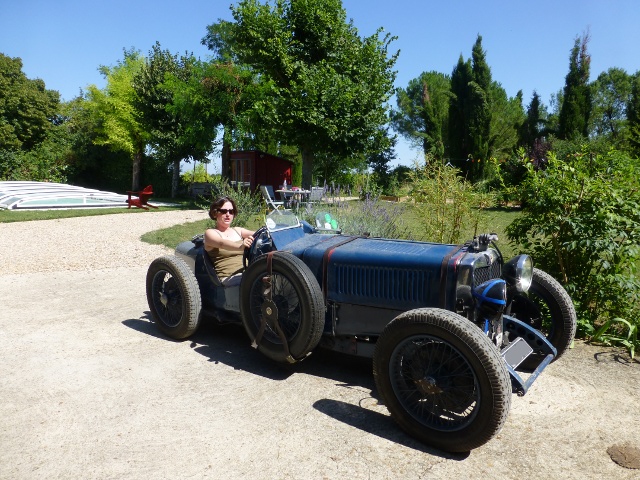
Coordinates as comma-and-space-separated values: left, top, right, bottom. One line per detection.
243, 226, 269, 269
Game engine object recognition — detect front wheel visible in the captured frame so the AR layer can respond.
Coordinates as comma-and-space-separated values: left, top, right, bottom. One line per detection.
146, 255, 202, 339
373, 308, 511, 453
507, 268, 576, 364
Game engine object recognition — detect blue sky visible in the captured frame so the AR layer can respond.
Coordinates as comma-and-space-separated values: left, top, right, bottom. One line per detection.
2, 0, 639, 167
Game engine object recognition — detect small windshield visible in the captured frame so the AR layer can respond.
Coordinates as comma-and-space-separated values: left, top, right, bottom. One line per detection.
265, 210, 300, 232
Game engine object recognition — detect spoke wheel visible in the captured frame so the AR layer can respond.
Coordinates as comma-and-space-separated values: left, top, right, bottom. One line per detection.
374, 308, 511, 452
146, 256, 202, 339
240, 252, 324, 363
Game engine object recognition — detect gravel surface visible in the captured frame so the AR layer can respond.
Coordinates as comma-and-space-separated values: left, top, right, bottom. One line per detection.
1, 210, 639, 479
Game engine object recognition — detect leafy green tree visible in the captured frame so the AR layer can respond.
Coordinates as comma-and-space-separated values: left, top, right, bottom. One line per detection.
220, 0, 398, 188
86, 49, 147, 191
558, 32, 592, 139
488, 84, 525, 162
590, 67, 632, 148
133, 43, 215, 197
625, 72, 640, 158
0, 53, 60, 152
392, 71, 450, 159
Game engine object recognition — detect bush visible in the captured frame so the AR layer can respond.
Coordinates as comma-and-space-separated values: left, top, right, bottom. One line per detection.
506, 146, 640, 350
408, 157, 495, 244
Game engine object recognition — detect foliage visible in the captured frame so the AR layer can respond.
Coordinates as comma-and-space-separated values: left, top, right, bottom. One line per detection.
589, 67, 633, 149
409, 156, 495, 244
221, 0, 399, 187
627, 73, 640, 159
0, 53, 60, 152
590, 317, 638, 359
557, 32, 592, 139
506, 147, 640, 341
86, 49, 147, 191
133, 43, 215, 197
392, 71, 450, 158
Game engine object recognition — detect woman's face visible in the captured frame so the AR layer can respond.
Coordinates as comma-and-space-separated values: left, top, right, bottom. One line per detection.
215, 201, 235, 228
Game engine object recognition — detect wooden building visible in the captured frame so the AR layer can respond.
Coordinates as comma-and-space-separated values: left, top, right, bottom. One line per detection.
229, 150, 293, 191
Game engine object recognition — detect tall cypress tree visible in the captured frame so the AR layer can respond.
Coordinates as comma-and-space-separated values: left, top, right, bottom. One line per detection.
468, 35, 492, 179
448, 55, 472, 173
558, 32, 592, 139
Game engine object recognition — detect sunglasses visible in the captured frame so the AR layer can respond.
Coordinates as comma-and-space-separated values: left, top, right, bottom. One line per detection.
217, 208, 235, 214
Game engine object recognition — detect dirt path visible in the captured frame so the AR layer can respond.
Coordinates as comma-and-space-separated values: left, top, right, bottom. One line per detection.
1, 211, 639, 479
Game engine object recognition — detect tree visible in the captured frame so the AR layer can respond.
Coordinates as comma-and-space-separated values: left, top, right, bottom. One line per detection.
86, 49, 147, 191
392, 71, 450, 159
488, 83, 525, 161
627, 72, 640, 158
448, 54, 473, 170
558, 32, 592, 139
467, 35, 493, 180
0, 53, 60, 152
590, 67, 632, 148
220, 0, 398, 187
133, 43, 216, 197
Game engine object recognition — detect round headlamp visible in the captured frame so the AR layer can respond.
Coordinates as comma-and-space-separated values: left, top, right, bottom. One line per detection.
503, 255, 533, 293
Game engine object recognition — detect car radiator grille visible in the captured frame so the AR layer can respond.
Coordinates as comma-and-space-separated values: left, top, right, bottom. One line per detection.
473, 262, 502, 286
334, 264, 431, 305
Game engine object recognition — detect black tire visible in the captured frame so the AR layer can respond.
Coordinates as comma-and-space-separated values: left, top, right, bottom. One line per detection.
240, 252, 325, 363
146, 255, 202, 339
507, 268, 577, 364
373, 308, 511, 453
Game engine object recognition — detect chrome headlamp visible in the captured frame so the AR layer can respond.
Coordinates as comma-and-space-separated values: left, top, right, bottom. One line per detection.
503, 255, 533, 293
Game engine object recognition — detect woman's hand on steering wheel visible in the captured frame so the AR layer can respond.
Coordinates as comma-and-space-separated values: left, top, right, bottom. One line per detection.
243, 226, 269, 269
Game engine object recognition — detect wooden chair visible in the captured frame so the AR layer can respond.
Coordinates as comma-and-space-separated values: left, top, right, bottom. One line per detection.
127, 185, 158, 210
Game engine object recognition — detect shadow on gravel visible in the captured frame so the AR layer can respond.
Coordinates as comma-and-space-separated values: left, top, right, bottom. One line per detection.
313, 398, 470, 461
123, 315, 471, 459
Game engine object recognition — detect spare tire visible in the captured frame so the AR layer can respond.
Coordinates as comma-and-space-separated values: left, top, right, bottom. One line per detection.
240, 252, 325, 363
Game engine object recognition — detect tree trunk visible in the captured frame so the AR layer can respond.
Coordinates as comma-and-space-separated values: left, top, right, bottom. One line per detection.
131, 151, 142, 191
221, 125, 232, 180
301, 144, 314, 189
171, 158, 180, 198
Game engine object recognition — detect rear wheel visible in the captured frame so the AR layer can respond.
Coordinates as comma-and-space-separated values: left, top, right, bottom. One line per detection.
373, 308, 511, 452
240, 252, 325, 363
146, 256, 202, 339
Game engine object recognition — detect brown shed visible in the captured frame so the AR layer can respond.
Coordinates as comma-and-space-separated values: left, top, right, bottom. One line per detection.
229, 150, 293, 192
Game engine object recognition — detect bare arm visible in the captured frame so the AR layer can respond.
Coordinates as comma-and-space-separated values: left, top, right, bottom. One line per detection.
204, 228, 254, 252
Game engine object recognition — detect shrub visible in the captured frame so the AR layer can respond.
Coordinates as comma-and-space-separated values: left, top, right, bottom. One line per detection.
506, 146, 640, 350
408, 157, 495, 244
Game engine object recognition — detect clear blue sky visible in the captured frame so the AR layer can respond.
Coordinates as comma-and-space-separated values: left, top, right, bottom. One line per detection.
2, 0, 639, 167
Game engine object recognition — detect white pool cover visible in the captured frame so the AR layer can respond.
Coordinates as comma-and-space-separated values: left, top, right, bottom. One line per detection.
0, 181, 133, 210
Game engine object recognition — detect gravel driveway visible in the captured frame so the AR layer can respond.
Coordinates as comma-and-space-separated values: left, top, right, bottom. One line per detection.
1, 210, 639, 479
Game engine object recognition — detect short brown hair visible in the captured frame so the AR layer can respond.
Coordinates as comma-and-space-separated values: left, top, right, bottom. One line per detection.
209, 196, 238, 220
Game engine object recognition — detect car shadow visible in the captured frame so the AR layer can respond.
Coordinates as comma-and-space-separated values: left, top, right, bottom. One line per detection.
122, 314, 471, 459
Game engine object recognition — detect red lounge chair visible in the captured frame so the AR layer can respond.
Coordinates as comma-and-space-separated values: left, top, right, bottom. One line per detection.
126, 185, 158, 210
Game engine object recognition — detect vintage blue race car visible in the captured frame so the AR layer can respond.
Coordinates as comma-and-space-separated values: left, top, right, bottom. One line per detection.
146, 210, 576, 452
